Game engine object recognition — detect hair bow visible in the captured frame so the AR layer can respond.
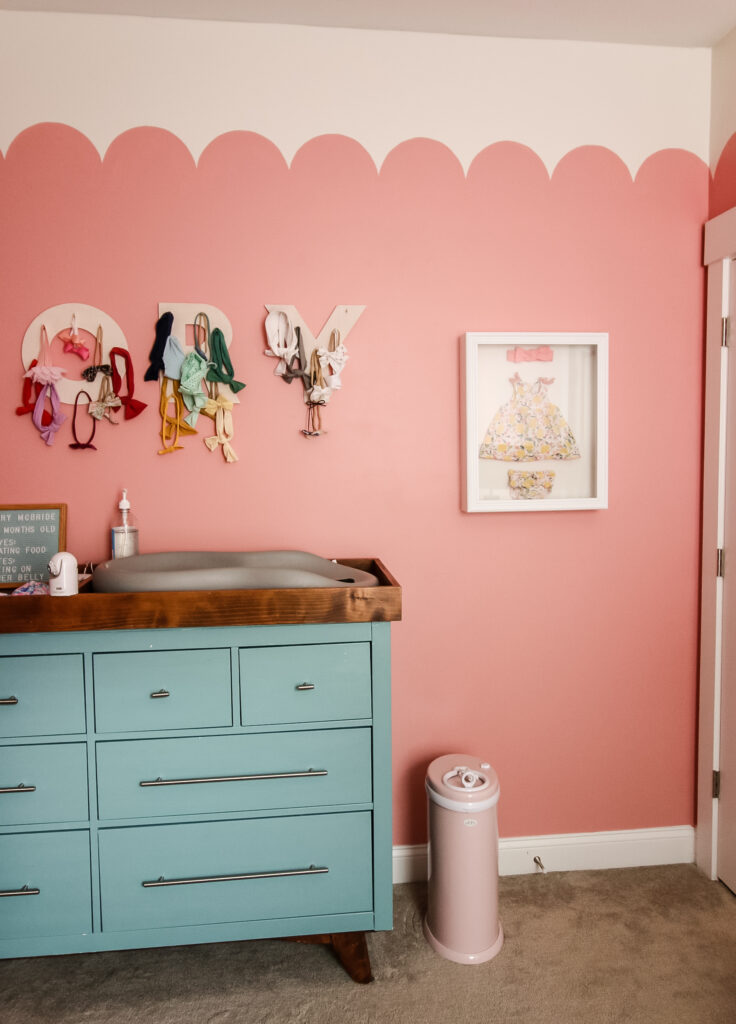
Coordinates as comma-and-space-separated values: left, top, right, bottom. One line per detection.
110, 348, 147, 420
82, 363, 111, 382
507, 346, 554, 363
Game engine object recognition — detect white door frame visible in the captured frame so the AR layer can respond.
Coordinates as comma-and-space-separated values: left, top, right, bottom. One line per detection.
697, 205, 736, 877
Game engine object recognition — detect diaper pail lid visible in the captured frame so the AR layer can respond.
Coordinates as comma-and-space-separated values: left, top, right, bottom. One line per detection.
426, 753, 499, 809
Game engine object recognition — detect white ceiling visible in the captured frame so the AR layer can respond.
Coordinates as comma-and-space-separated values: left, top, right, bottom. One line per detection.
1, 0, 735, 48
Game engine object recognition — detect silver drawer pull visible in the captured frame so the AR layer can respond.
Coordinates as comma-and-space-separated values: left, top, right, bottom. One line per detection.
150, 689, 170, 699
0, 885, 40, 898
296, 683, 315, 691
0, 783, 36, 794
142, 864, 328, 888
0, 696, 19, 706
140, 769, 328, 787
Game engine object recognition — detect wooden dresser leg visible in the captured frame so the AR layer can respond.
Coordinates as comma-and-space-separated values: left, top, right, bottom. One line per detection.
330, 931, 373, 983
279, 931, 374, 983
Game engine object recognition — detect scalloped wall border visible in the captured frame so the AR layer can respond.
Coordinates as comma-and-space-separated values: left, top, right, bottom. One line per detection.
0, 10, 713, 176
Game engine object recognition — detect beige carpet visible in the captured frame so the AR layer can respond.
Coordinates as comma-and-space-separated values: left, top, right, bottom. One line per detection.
3, 865, 735, 1024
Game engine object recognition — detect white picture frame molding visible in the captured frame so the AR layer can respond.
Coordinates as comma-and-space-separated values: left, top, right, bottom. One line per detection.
461, 331, 609, 512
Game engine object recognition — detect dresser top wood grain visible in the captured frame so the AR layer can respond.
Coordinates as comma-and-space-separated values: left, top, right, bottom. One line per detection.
0, 558, 401, 634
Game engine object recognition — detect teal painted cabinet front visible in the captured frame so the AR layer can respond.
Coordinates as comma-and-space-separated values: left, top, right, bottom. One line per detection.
0, 654, 85, 737
0, 622, 392, 960
93, 648, 233, 732
0, 742, 88, 826
96, 728, 372, 819
239, 642, 372, 724
0, 831, 92, 940
98, 812, 373, 932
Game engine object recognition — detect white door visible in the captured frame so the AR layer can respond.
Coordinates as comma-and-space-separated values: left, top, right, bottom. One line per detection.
698, 207, 736, 886
718, 256, 736, 894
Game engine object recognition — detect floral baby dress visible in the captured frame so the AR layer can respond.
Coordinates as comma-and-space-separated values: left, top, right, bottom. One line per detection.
479, 374, 580, 462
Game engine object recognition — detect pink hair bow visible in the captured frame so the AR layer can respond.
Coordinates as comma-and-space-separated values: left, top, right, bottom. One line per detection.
59, 314, 90, 360
507, 346, 554, 363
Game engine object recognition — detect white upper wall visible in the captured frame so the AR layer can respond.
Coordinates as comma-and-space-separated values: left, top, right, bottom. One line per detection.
0, 10, 712, 175
711, 25, 736, 167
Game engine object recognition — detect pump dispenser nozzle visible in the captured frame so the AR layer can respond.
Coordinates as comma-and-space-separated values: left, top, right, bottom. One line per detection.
118, 489, 130, 527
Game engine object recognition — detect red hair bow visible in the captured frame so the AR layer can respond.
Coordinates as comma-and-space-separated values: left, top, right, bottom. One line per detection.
110, 348, 147, 420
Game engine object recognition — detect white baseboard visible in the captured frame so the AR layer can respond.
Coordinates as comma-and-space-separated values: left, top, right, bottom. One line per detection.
392, 826, 695, 883
392, 843, 430, 884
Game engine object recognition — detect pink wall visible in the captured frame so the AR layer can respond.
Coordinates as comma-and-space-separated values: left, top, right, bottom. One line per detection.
0, 124, 708, 843
711, 131, 736, 217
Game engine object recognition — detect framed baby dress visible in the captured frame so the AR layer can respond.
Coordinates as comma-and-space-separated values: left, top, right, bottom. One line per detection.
461, 332, 608, 512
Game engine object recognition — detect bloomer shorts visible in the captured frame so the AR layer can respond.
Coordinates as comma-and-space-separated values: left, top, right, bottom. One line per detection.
507, 469, 555, 499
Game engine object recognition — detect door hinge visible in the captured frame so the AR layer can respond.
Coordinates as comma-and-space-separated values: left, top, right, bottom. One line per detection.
713, 770, 721, 799
717, 548, 725, 577
722, 316, 730, 347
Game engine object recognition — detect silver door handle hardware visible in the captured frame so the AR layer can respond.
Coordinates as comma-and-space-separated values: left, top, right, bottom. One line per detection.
296, 683, 315, 691
142, 864, 328, 887
150, 689, 170, 699
0, 783, 36, 794
0, 885, 40, 898
0, 696, 19, 706
140, 769, 328, 787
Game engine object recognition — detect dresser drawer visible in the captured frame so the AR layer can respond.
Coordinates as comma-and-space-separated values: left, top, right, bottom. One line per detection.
93, 649, 232, 732
0, 743, 88, 826
96, 728, 372, 820
239, 643, 371, 725
0, 830, 92, 940
98, 811, 372, 932
0, 655, 85, 738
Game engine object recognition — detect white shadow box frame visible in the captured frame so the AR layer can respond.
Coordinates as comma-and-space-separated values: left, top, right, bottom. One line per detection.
461, 332, 608, 512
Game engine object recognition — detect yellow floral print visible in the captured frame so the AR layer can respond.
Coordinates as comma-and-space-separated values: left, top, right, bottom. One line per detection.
479, 374, 580, 462
508, 470, 556, 499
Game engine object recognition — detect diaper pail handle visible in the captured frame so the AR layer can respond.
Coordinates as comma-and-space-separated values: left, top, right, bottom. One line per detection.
442, 767, 489, 791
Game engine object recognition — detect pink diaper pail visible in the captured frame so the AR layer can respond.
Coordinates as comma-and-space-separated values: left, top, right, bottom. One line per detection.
423, 754, 503, 965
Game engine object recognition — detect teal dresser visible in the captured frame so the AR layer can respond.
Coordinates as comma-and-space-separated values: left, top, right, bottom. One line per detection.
0, 564, 399, 978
